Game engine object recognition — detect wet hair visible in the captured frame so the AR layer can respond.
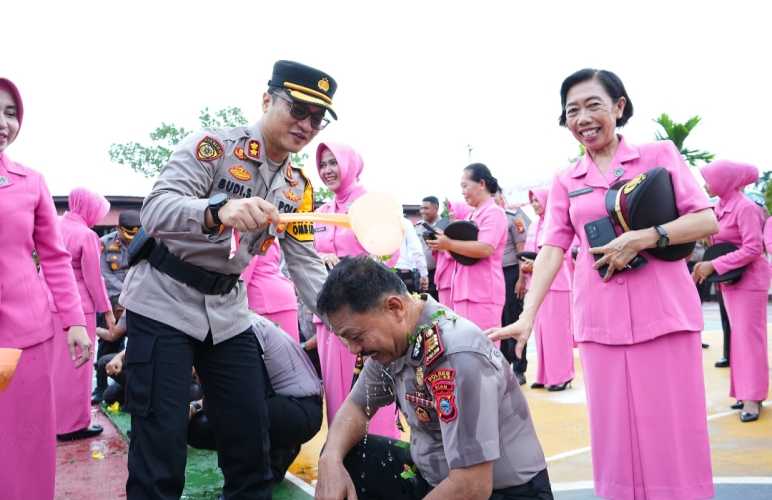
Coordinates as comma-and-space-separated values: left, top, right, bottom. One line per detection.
463, 163, 499, 194
559, 68, 634, 127
422, 196, 439, 207
317, 256, 408, 316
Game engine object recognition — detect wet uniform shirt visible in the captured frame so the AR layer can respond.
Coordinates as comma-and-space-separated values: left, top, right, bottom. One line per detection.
100, 231, 130, 298
502, 208, 530, 268
350, 296, 546, 489
251, 315, 321, 398
120, 124, 327, 343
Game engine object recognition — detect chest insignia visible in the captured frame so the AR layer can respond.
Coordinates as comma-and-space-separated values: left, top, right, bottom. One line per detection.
196, 136, 224, 162
284, 189, 301, 202
415, 406, 432, 423
228, 165, 252, 182
234, 147, 246, 160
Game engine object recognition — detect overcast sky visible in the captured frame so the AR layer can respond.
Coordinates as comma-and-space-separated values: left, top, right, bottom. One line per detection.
3, 1, 770, 205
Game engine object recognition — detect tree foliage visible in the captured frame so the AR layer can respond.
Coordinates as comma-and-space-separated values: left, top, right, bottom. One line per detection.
109, 106, 248, 178
654, 113, 715, 166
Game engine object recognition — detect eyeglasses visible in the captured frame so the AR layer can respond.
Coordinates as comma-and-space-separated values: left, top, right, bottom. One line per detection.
274, 93, 330, 131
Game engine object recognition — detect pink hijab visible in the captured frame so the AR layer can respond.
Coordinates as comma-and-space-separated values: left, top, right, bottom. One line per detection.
447, 201, 472, 221
528, 188, 549, 218
0, 78, 24, 129
67, 187, 110, 228
700, 160, 759, 206
316, 142, 367, 211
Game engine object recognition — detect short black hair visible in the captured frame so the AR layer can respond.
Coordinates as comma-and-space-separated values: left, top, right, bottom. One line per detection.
559, 68, 633, 127
422, 196, 439, 207
317, 256, 409, 316
464, 163, 499, 194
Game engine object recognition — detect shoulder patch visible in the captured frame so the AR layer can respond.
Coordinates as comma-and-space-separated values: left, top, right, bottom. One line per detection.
434, 392, 457, 423
196, 136, 224, 162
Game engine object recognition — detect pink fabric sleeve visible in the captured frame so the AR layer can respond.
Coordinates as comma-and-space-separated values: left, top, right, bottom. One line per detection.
81, 231, 111, 313
240, 255, 259, 282
34, 174, 86, 329
658, 141, 712, 215
476, 205, 508, 248
542, 175, 575, 251
713, 203, 765, 275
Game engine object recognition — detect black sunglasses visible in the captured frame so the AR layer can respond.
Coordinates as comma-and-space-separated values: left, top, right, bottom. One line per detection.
274, 93, 330, 130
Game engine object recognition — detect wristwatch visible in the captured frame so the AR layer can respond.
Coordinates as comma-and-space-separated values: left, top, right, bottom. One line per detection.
654, 225, 670, 248
207, 193, 228, 227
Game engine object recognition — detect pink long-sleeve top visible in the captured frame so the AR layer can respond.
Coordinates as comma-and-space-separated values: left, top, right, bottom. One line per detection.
701, 160, 770, 291
241, 239, 298, 314
542, 137, 711, 345
0, 155, 85, 348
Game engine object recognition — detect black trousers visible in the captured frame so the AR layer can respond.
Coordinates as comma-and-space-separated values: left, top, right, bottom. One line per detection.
95, 312, 126, 395
501, 265, 527, 374
344, 435, 553, 499
188, 394, 322, 481
124, 310, 272, 500
427, 268, 439, 301
718, 289, 732, 360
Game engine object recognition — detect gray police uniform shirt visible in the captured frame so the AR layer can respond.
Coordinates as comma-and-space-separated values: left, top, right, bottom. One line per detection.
120, 124, 327, 344
502, 208, 530, 268
251, 314, 321, 399
414, 217, 449, 271
350, 297, 546, 489
100, 231, 130, 298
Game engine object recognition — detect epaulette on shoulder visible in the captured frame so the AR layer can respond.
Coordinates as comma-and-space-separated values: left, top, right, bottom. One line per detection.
422, 322, 445, 368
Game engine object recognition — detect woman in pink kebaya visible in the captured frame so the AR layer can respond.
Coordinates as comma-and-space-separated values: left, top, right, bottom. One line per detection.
427, 164, 508, 332
519, 188, 574, 391
433, 200, 471, 306
313, 142, 400, 438
242, 239, 300, 342
490, 68, 717, 499
52, 187, 114, 441
0, 77, 91, 500
695, 160, 769, 422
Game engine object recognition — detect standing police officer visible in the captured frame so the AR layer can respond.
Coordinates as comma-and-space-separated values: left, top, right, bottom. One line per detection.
93, 209, 139, 403
119, 60, 333, 500
415, 196, 449, 300
315, 257, 552, 500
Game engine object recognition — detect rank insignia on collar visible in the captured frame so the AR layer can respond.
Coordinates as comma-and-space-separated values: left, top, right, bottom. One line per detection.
246, 140, 261, 161
435, 392, 457, 423
229, 165, 252, 182
284, 164, 299, 186
423, 323, 445, 367
234, 147, 247, 160
196, 136, 224, 162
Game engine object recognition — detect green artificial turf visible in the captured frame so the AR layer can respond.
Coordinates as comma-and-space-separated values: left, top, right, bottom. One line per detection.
104, 407, 311, 499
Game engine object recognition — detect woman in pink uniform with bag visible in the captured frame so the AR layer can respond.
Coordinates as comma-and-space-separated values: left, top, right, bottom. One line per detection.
519, 188, 574, 391
52, 187, 114, 440
242, 239, 300, 342
433, 200, 471, 306
313, 141, 399, 438
694, 160, 769, 422
490, 68, 717, 499
428, 164, 507, 332
0, 77, 91, 500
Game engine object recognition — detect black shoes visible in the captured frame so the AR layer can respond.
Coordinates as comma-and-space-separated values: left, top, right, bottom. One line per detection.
739, 402, 762, 423
530, 382, 545, 389
730, 401, 744, 410
701, 343, 710, 349
57, 424, 104, 441
515, 372, 526, 386
548, 379, 573, 392
714, 358, 730, 368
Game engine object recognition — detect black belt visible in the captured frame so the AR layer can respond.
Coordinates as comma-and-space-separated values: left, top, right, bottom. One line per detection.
147, 242, 239, 296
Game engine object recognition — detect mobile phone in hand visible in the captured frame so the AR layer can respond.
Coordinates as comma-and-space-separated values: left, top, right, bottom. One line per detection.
584, 216, 646, 278
420, 221, 438, 240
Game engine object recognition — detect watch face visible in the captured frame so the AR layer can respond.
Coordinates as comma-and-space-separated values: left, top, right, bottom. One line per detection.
210, 192, 228, 206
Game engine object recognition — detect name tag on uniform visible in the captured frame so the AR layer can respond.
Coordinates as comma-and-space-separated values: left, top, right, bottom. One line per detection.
568, 187, 594, 198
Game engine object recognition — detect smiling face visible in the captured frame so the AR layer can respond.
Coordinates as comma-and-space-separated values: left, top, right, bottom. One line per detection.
420, 201, 439, 222
261, 91, 321, 159
327, 296, 412, 365
318, 148, 342, 192
563, 78, 626, 154
460, 169, 487, 207
0, 88, 20, 153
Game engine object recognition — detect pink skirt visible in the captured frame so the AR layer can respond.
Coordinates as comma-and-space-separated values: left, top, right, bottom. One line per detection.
722, 287, 770, 401
316, 324, 400, 438
451, 300, 502, 347
533, 290, 574, 386
52, 312, 96, 434
262, 309, 300, 343
0, 337, 57, 500
579, 331, 713, 500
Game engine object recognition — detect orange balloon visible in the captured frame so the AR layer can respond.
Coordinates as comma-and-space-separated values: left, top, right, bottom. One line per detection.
0, 348, 22, 392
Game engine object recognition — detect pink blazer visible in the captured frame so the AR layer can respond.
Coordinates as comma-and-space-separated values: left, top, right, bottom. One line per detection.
241, 240, 298, 314
58, 212, 111, 314
542, 137, 711, 345
0, 155, 85, 348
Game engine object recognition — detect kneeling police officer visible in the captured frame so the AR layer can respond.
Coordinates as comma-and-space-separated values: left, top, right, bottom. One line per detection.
120, 60, 334, 500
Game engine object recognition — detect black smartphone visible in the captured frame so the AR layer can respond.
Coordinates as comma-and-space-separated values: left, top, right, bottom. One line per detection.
584, 216, 646, 278
419, 221, 438, 240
